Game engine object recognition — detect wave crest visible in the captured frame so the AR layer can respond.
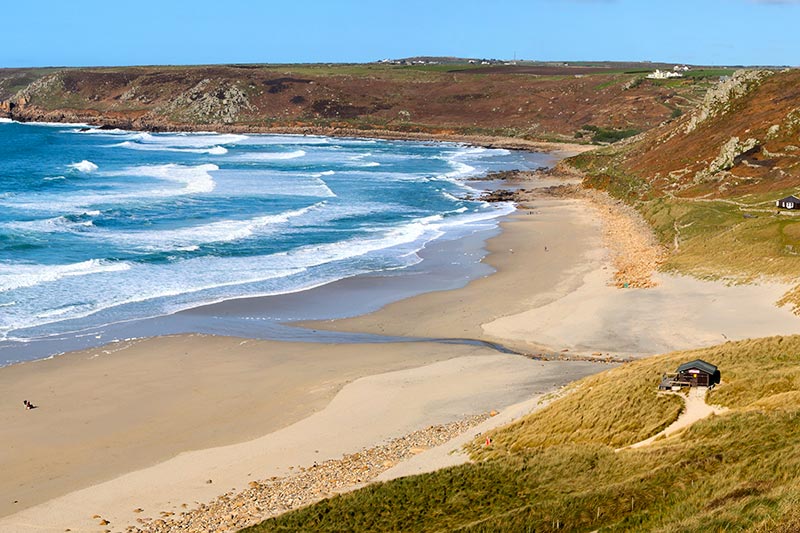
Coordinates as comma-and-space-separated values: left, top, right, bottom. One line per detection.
68, 160, 98, 173
0, 259, 131, 292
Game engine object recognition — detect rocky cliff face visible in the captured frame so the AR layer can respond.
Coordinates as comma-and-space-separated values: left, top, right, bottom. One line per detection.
683, 69, 773, 134
578, 68, 800, 199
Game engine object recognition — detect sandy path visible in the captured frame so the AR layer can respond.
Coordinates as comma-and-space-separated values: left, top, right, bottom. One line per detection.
625, 387, 727, 449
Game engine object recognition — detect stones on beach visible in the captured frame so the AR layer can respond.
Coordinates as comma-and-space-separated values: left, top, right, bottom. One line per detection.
127, 414, 490, 533
478, 189, 517, 203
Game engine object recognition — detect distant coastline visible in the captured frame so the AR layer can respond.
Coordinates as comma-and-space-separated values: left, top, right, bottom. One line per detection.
2, 113, 590, 154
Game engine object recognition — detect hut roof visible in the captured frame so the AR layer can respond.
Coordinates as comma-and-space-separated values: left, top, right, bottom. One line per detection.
779, 195, 800, 203
677, 359, 718, 375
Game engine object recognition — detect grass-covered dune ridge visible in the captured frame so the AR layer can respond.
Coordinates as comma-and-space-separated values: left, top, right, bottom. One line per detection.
244, 335, 800, 532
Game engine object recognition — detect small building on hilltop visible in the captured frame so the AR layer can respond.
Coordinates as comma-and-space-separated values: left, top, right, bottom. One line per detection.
776, 195, 800, 209
659, 359, 721, 390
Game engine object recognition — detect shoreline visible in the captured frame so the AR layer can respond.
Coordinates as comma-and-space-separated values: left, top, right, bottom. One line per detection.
3, 113, 593, 155
0, 125, 554, 366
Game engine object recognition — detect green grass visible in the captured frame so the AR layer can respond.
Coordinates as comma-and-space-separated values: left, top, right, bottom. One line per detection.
683, 68, 737, 79
577, 124, 640, 144
244, 336, 800, 532
639, 193, 800, 282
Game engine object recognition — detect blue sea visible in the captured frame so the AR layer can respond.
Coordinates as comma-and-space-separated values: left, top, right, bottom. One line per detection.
0, 119, 550, 363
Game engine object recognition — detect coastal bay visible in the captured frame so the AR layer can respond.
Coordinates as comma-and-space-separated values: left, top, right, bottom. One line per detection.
3, 142, 800, 532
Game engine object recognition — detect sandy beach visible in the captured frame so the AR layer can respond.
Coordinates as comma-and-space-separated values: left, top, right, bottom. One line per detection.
4, 167, 800, 532
315, 186, 800, 358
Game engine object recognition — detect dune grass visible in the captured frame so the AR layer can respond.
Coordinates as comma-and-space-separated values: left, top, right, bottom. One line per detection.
641, 195, 800, 282
243, 336, 800, 532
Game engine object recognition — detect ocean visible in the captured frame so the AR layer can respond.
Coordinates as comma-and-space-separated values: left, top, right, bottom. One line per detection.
0, 119, 550, 364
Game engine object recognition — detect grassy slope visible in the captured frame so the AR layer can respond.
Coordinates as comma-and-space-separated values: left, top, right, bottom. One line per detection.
570, 69, 800, 295
244, 336, 800, 532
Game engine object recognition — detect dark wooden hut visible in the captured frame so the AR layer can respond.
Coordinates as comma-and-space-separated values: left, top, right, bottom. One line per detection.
659, 359, 721, 390
776, 195, 800, 209
675, 359, 720, 387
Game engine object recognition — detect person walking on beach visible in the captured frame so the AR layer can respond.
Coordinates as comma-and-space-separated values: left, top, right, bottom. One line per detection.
23, 400, 37, 410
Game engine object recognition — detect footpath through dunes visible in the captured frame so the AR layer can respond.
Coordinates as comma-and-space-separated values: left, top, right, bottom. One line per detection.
249, 335, 800, 533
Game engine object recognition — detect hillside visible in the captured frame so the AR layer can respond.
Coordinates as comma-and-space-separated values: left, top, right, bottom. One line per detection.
245, 335, 800, 532
0, 63, 726, 142
568, 68, 800, 306
573, 68, 800, 199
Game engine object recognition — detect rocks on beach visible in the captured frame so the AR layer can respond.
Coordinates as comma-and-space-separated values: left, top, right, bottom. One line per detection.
126, 414, 489, 533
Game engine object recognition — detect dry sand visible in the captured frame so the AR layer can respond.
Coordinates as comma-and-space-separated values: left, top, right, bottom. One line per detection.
0, 349, 601, 532
0, 336, 498, 518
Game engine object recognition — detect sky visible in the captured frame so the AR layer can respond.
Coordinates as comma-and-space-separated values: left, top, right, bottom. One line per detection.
1, 0, 798, 68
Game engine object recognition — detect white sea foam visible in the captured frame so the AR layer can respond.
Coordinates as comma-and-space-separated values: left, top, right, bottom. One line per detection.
0, 259, 131, 292
68, 160, 98, 173
107, 163, 218, 194
0, 118, 13, 123
112, 141, 228, 155
5, 214, 95, 234
74, 127, 130, 135
237, 134, 331, 146
105, 202, 324, 251
0, 260, 306, 336
232, 149, 307, 161
441, 191, 462, 202
131, 132, 248, 147
446, 160, 477, 178
30, 121, 90, 128
36, 305, 87, 319
204, 168, 336, 198
43, 175, 66, 181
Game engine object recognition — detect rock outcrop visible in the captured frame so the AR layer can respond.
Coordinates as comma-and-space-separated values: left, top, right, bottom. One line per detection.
708, 136, 760, 173
683, 69, 773, 134
154, 79, 254, 124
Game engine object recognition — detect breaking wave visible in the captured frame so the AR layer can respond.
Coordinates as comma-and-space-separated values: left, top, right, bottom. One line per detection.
68, 160, 98, 173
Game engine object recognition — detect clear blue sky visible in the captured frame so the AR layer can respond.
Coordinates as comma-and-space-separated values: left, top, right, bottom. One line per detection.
2, 0, 798, 68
